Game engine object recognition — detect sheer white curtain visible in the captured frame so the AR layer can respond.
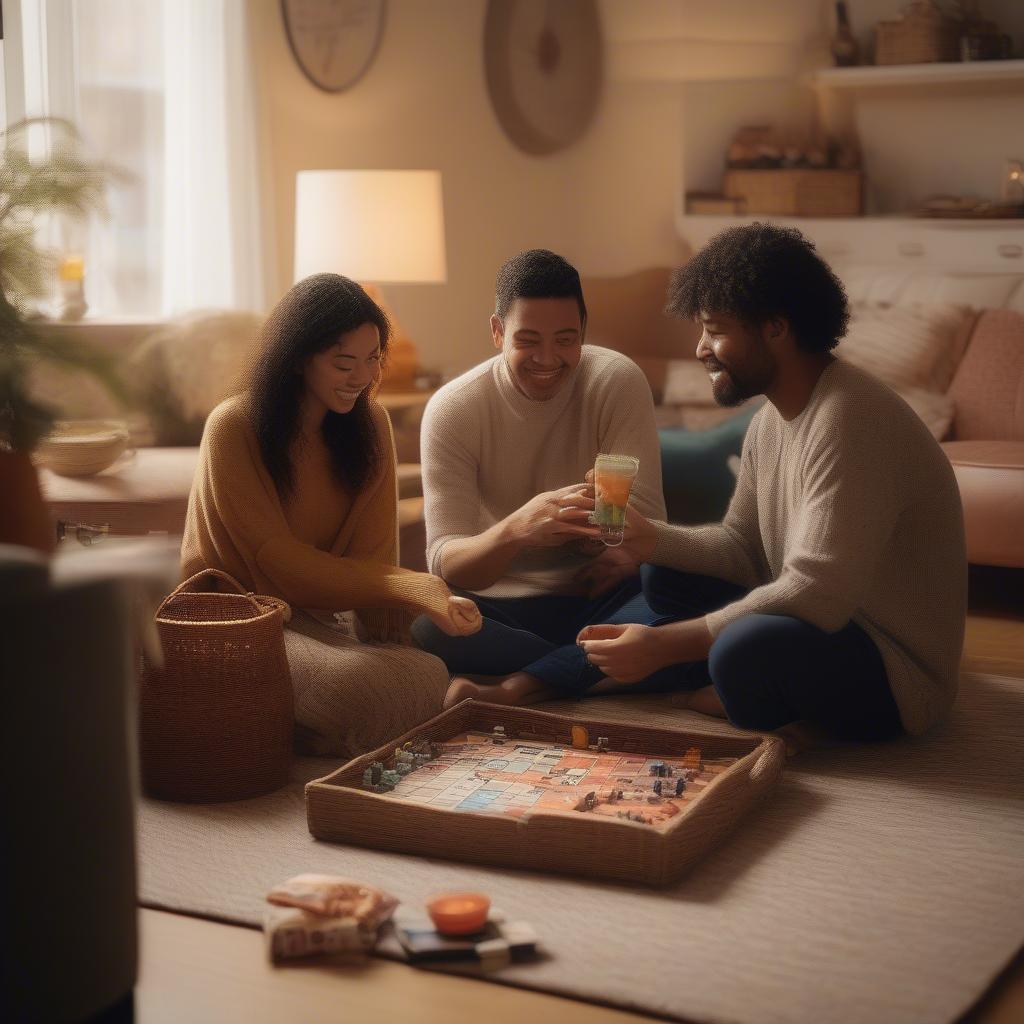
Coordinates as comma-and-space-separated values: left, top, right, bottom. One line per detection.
161, 0, 268, 314
1, 0, 268, 316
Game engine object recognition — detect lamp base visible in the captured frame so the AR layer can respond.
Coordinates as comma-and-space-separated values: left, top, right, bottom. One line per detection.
361, 283, 420, 392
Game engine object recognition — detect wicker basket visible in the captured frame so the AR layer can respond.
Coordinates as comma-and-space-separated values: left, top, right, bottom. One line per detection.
875, 0, 960, 65
139, 569, 293, 802
306, 700, 785, 886
723, 169, 862, 217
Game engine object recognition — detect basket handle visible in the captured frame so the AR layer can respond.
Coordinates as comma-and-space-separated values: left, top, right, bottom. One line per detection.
157, 569, 292, 623
173, 568, 251, 597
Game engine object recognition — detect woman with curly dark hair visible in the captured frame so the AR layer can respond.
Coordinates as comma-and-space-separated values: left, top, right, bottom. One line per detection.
182, 273, 480, 756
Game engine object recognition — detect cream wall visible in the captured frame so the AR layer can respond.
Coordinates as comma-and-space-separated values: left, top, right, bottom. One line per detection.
248, 0, 686, 378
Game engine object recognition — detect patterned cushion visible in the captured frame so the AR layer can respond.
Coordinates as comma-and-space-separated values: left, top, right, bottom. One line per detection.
948, 310, 1024, 442
836, 301, 977, 394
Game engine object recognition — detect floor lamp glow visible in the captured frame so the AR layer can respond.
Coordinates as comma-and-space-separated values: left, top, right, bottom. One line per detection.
294, 170, 447, 391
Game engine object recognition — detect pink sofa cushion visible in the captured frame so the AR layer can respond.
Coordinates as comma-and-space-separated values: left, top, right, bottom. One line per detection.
943, 440, 1024, 568
948, 310, 1024, 442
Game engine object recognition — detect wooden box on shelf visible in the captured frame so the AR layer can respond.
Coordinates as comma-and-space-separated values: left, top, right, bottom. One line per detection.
723, 169, 863, 218
875, 0, 960, 66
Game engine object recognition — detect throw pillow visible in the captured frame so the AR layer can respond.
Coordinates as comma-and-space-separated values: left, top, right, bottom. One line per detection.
836, 301, 976, 394
896, 387, 956, 441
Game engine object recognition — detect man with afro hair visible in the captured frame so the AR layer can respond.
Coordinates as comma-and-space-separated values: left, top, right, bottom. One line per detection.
579, 224, 966, 743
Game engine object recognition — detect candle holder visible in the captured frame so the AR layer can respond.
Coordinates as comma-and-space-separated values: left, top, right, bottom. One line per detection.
425, 892, 491, 936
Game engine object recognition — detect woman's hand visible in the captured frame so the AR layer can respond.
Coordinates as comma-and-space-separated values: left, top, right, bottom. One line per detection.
427, 594, 483, 637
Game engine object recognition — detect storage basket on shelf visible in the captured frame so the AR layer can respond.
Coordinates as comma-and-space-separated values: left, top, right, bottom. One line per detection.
723, 169, 863, 218
138, 568, 293, 802
875, 0, 960, 65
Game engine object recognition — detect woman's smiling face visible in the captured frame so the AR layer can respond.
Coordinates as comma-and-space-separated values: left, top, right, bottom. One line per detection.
302, 321, 382, 417
492, 297, 583, 402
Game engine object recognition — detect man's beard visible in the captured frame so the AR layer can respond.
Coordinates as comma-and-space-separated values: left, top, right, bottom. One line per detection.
703, 360, 753, 407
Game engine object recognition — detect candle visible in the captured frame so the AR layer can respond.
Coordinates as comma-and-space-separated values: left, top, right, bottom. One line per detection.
426, 892, 490, 936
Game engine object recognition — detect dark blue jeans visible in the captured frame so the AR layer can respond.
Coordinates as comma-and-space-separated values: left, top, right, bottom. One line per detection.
410, 577, 660, 696
643, 566, 904, 741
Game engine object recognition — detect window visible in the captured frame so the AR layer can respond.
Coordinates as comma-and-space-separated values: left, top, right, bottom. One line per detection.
1, 0, 265, 318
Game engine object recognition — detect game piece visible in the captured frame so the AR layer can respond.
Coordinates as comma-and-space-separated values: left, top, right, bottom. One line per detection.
597, 736, 610, 752
491, 725, 507, 743
683, 747, 702, 769
370, 761, 383, 784
675, 778, 685, 796
653, 780, 662, 795
571, 724, 589, 749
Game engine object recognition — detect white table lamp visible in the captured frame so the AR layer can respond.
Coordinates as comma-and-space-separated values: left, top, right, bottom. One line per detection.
294, 170, 447, 390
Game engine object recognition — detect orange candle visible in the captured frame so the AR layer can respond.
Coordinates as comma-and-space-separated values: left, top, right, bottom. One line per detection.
426, 892, 490, 936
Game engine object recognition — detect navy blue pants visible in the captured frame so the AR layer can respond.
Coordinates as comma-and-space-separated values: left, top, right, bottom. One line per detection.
643, 566, 904, 741
411, 577, 658, 696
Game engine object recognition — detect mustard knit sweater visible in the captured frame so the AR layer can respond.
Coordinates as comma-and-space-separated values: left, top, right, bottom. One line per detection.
181, 394, 448, 639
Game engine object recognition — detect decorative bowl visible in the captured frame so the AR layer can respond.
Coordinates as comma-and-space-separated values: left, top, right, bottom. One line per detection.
35, 419, 132, 477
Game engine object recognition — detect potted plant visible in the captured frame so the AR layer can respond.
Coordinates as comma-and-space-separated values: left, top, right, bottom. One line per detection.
0, 118, 124, 553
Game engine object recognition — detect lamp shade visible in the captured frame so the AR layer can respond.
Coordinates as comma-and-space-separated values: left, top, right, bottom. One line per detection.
294, 170, 447, 284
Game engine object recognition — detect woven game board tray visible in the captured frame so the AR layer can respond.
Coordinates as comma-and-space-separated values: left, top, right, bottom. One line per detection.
306, 701, 785, 886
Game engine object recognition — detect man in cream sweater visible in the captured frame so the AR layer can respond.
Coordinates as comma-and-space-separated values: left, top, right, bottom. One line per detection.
579, 224, 966, 740
413, 250, 667, 707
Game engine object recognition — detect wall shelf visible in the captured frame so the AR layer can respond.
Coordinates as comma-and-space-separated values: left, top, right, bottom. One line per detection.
676, 213, 1024, 271
810, 59, 1024, 90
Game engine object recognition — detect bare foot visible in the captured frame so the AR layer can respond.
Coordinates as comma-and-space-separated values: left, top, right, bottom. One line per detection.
442, 672, 555, 709
442, 676, 483, 710
671, 685, 728, 719
773, 720, 836, 757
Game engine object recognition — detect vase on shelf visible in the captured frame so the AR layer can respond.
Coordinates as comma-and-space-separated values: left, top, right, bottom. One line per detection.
831, 1, 860, 67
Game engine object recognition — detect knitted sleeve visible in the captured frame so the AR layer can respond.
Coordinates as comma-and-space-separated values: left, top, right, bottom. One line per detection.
648, 412, 768, 591
192, 399, 448, 617
704, 410, 906, 637
420, 387, 482, 576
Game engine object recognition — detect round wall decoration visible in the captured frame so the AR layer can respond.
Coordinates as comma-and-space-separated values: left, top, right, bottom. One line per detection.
281, 0, 387, 93
484, 0, 603, 156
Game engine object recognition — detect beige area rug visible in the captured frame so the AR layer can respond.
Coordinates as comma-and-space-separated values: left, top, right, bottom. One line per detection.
138, 672, 1024, 1024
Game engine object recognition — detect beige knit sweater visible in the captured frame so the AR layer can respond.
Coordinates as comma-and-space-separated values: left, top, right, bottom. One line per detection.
652, 359, 966, 735
422, 346, 666, 598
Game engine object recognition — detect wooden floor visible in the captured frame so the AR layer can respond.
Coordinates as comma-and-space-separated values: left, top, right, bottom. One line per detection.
137, 568, 1024, 1024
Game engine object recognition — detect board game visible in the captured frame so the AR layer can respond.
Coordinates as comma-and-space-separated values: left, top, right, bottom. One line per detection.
306, 700, 785, 886
367, 731, 739, 831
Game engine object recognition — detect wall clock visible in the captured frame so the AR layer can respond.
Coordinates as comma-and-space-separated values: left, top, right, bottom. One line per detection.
484, 0, 603, 156
281, 0, 387, 93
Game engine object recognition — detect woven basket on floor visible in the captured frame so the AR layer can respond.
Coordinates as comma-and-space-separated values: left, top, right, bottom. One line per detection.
139, 569, 293, 802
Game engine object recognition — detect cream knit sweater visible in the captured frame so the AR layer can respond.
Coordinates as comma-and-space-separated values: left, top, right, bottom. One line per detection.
422, 346, 666, 599
652, 359, 966, 736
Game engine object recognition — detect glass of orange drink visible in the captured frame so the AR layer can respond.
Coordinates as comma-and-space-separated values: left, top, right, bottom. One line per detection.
591, 454, 640, 546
